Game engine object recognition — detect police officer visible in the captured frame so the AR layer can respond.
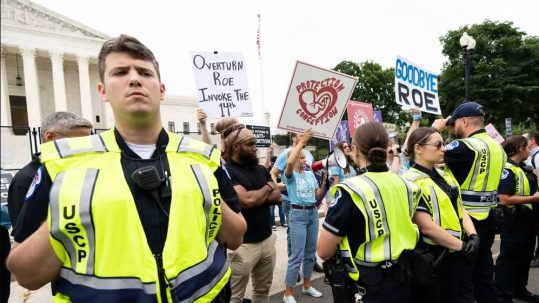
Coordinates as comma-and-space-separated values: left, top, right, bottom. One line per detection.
404, 127, 479, 303
317, 122, 421, 303
7, 34, 247, 303
433, 101, 507, 303
495, 135, 539, 303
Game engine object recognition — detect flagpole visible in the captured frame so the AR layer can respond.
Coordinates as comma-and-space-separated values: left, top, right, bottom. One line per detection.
257, 13, 270, 127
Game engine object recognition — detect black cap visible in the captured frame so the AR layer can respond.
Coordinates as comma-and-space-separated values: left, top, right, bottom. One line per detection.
447, 102, 485, 126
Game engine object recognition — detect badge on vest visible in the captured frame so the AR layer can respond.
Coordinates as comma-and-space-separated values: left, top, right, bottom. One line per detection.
329, 189, 342, 208
25, 166, 43, 201
446, 141, 460, 151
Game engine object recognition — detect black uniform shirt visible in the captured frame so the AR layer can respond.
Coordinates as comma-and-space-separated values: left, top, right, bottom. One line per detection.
444, 129, 486, 185
225, 158, 272, 243
499, 159, 538, 196
13, 129, 240, 254
7, 153, 41, 229
322, 164, 389, 255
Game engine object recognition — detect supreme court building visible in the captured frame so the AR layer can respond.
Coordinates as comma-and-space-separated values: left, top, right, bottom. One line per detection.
1, 0, 220, 169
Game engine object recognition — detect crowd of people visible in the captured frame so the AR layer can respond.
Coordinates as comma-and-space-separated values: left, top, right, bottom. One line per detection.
1, 34, 539, 303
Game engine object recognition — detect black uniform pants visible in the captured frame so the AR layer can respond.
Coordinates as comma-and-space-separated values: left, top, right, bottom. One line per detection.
355, 271, 411, 303
457, 211, 499, 303
495, 206, 535, 303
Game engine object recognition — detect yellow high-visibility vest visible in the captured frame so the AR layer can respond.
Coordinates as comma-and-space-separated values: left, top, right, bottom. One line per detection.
404, 168, 463, 248
41, 129, 229, 303
445, 132, 507, 221
331, 172, 420, 281
503, 162, 532, 209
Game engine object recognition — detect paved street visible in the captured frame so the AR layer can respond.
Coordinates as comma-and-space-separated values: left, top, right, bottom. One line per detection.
7, 219, 539, 303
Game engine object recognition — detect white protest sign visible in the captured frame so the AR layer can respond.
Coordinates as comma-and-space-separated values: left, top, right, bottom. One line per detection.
395, 55, 442, 115
277, 61, 357, 140
485, 123, 505, 143
191, 52, 252, 118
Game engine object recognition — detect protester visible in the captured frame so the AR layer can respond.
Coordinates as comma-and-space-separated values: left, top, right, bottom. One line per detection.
7, 34, 246, 302
328, 140, 357, 188
318, 122, 421, 303
216, 118, 281, 303
404, 127, 478, 303
9, 112, 93, 234
432, 101, 507, 303
495, 135, 539, 303
282, 129, 325, 303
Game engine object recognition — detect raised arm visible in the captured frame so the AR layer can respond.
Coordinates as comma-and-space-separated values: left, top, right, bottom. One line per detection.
285, 129, 312, 178
197, 108, 212, 145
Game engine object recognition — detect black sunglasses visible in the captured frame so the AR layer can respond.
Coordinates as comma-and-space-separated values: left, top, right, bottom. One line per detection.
419, 141, 444, 149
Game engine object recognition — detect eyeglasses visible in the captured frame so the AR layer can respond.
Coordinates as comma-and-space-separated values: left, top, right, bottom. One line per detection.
51, 130, 68, 138
342, 145, 349, 149
419, 141, 444, 149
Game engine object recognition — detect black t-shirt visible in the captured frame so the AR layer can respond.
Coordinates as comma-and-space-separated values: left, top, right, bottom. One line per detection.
498, 160, 538, 196
7, 153, 41, 229
322, 164, 389, 255
13, 130, 240, 252
225, 159, 272, 243
444, 129, 486, 185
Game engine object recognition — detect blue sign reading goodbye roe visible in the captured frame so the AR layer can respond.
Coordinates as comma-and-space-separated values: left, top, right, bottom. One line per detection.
395, 58, 438, 93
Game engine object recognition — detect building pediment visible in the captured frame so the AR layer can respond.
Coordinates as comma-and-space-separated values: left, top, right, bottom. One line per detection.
1, 0, 109, 40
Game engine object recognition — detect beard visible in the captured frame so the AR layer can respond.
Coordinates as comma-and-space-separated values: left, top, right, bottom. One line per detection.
454, 126, 465, 139
239, 150, 259, 166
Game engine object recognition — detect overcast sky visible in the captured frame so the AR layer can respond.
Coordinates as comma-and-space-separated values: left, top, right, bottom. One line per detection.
33, 0, 539, 128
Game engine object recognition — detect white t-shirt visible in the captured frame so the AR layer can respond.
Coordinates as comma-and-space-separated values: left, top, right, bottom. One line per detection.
125, 141, 156, 160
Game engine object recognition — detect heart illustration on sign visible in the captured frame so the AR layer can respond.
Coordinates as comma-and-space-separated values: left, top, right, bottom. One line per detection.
298, 86, 338, 120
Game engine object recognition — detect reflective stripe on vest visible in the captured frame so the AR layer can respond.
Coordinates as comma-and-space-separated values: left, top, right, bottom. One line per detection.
169, 241, 229, 303
45, 129, 227, 302
404, 168, 463, 246
54, 135, 107, 158
191, 164, 213, 246
50, 169, 98, 273
505, 163, 532, 209
177, 136, 215, 160
345, 175, 391, 262
448, 132, 506, 221
335, 172, 419, 274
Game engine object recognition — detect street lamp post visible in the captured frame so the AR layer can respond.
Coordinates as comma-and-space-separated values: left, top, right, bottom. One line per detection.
460, 32, 476, 102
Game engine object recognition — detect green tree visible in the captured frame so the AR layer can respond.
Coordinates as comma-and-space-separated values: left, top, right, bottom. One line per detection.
439, 20, 539, 130
333, 61, 413, 128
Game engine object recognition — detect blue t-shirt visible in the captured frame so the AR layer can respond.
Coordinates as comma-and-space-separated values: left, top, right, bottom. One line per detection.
275, 147, 314, 172
329, 164, 357, 181
282, 170, 318, 205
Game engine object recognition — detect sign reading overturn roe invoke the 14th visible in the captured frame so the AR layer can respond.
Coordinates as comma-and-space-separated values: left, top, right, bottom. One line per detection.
395, 55, 442, 115
278, 61, 357, 140
191, 52, 253, 118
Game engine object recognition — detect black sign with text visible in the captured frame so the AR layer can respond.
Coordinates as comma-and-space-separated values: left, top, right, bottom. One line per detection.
246, 125, 271, 147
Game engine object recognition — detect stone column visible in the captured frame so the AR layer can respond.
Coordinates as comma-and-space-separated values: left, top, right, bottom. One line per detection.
0, 47, 11, 126
77, 55, 93, 122
49, 50, 67, 111
20, 47, 42, 128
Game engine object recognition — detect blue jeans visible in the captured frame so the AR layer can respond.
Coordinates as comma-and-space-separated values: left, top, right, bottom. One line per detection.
270, 203, 285, 226
285, 207, 319, 287
281, 195, 291, 226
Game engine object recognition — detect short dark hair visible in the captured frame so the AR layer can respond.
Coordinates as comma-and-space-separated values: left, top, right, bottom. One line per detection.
98, 34, 161, 82
502, 135, 528, 157
353, 122, 388, 165
527, 131, 539, 144
404, 127, 438, 160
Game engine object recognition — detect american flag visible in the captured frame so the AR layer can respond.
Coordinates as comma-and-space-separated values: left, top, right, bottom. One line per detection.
257, 14, 261, 59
